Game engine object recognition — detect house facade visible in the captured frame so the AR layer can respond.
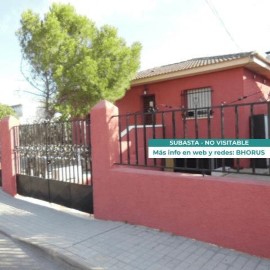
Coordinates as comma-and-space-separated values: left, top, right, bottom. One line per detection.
115, 52, 270, 172
116, 51, 270, 116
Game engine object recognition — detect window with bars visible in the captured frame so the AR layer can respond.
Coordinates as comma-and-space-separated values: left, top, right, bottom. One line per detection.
182, 87, 213, 118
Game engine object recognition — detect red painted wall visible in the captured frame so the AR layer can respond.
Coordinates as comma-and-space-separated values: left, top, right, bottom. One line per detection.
116, 68, 270, 168
116, 68, 248, 142
243, 69, 270, 103
0, 117, 19, 196
101, 168, 270, 259
116, 67, 270, 114
116, 68, 246, 114
91, 101, 270, 259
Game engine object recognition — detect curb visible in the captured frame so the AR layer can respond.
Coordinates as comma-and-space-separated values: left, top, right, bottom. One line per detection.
0, 229, 95, 270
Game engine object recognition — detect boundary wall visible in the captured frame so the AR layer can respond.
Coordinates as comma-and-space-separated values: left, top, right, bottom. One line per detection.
1, 102, 270, 258
91, 100, 270, 259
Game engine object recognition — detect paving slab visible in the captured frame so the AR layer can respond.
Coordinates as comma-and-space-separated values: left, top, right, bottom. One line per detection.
0, 189, 269, 270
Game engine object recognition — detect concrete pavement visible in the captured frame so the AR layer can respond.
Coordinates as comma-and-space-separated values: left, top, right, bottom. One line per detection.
0, 189, 269, 270
0, 231, 78, 270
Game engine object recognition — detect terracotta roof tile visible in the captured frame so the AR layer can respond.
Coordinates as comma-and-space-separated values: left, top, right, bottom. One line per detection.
135, 52, 253, 80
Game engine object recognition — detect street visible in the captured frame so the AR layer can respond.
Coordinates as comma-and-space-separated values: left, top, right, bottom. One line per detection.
0, 232, 77, 270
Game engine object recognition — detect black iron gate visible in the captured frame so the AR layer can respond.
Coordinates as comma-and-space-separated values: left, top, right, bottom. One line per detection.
13, 117, 93, 213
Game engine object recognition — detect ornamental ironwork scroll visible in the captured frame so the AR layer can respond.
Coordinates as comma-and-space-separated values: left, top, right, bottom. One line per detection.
13, 119, 91, 185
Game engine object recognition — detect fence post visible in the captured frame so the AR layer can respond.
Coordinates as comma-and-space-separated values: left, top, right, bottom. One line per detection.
0, 116, 19, 196
90, 100, 119, 215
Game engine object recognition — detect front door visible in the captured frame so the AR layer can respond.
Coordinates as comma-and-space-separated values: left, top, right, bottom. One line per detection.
142, 95, 156, 125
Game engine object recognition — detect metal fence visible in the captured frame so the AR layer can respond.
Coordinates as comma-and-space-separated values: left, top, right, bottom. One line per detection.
13, 118, 91, 185
114, 101, 270, 176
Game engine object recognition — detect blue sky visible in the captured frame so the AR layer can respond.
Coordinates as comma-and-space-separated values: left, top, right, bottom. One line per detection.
1, 0, 270, 119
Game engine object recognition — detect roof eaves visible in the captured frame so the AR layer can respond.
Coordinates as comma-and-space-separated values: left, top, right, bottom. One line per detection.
134, 52, 256, 81
132, 57, 251, 86
251, 51, 270, 65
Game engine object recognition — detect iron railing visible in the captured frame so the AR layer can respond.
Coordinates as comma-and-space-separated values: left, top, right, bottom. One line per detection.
13, 117, 91, 185
114, 101, 270, 176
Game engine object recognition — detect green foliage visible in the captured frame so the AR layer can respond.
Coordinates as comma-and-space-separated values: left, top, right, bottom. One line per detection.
0, 104, 16, 120
17, 3, 142, 118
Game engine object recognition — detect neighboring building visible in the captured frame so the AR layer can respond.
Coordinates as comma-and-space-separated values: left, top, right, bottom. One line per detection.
116, 51, 270, 171
11, 104, 23, 118
12, 101, 43, 124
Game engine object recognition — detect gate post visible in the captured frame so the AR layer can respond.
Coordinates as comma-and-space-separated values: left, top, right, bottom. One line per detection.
90, 100, 119, 215
0, 116, 19, 196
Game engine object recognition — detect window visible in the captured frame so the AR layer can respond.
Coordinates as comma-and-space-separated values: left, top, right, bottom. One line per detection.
183, 87, 212, 118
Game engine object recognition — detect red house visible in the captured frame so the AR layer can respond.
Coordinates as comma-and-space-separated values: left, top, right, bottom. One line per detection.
116, 52, 270, 173
117, 51, 270, 115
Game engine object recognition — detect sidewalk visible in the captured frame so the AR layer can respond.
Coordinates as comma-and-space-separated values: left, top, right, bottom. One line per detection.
0, 189, 269, 270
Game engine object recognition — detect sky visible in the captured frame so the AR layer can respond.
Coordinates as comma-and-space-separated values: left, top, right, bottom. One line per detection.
1, 0, 270, 121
